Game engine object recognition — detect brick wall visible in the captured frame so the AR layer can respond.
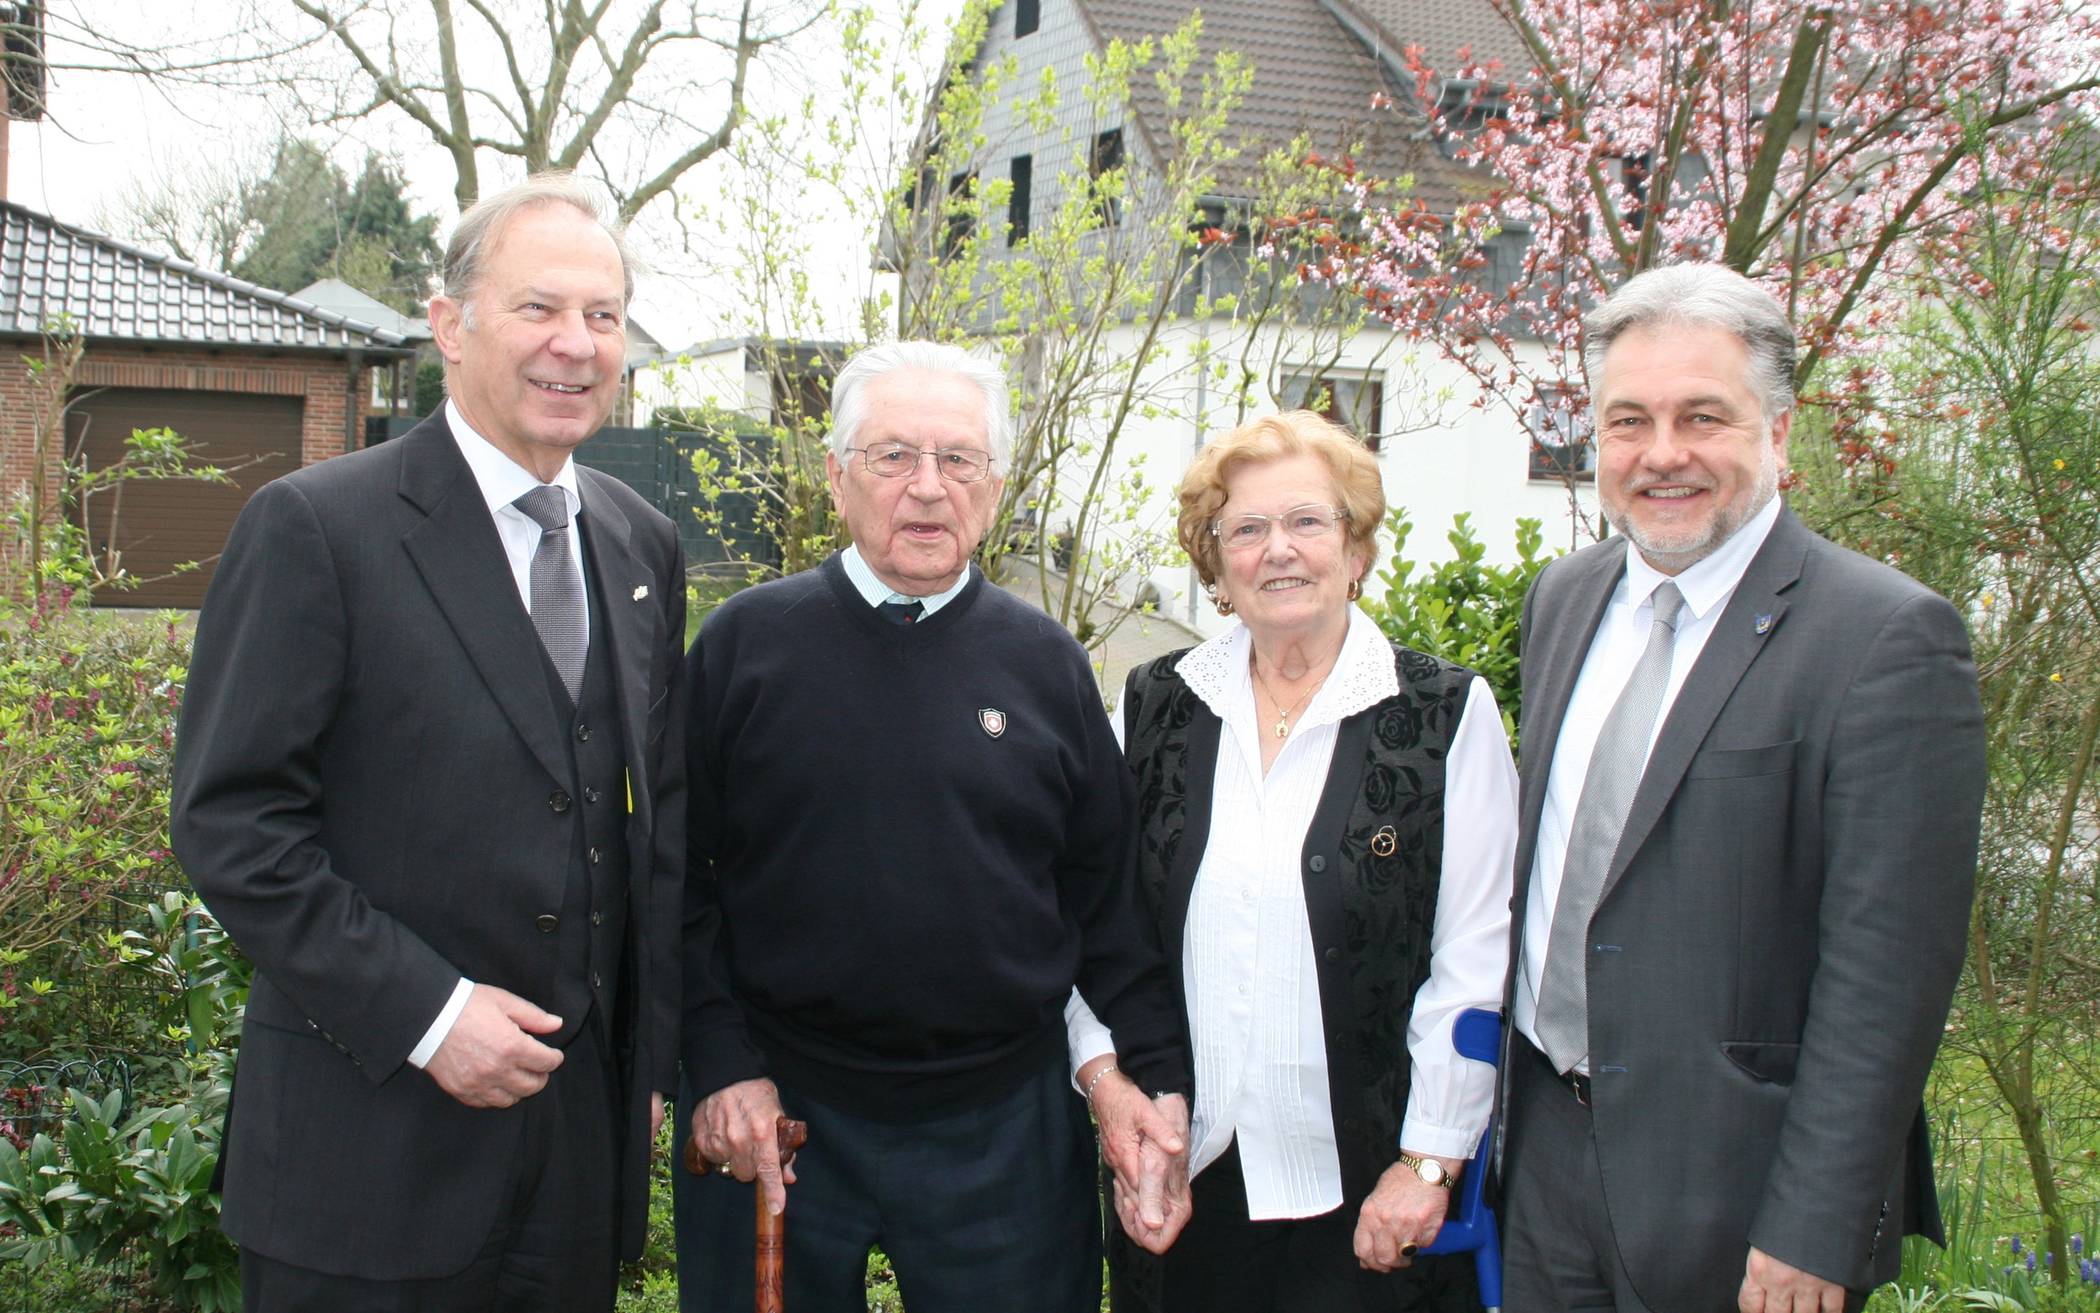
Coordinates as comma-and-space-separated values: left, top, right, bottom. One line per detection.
0, 339, 380, 514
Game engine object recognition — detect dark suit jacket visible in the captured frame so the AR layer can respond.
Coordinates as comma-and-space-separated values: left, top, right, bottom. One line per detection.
171, 413, 686, 1279
1500, 507, 1984, 1307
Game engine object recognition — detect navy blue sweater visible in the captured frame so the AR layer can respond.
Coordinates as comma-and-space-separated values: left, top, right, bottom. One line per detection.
681, 554, 1190, 1116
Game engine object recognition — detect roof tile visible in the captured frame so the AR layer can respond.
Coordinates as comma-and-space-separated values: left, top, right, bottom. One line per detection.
0, 201, 410, 350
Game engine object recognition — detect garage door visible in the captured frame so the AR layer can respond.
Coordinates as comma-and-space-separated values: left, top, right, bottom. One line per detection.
66, 388, 305, 609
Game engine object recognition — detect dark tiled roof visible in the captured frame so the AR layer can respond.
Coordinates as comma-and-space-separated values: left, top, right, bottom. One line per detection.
1337, 0, 1532, 81
0, 201, 412, 351
1077, 0, 1483, 209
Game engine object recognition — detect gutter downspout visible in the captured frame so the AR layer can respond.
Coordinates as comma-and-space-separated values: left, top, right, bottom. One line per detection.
346, 347, 364, 452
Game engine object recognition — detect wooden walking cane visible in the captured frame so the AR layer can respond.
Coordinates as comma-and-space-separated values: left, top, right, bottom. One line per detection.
686, 1115, 809, 1313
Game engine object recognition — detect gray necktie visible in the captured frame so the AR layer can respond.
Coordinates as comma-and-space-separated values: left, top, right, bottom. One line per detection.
1535, 580, 1686, 1074
514, 485, 585, 701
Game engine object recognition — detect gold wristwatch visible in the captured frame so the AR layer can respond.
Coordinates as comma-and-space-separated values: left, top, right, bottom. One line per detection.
1397, 1151, 1455, 1189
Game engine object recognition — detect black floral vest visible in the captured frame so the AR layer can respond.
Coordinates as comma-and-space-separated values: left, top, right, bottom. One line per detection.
1118, 641, 1475, 1202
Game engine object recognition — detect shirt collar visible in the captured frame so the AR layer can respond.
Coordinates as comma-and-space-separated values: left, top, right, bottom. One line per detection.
1174, 606, 1397, 727
1619, 494, 1782, 622
447, 398, 582, 520
840, 543, 973, 616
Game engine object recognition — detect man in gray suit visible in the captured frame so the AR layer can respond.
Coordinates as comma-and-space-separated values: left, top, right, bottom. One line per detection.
1500, 263, 1986, 1312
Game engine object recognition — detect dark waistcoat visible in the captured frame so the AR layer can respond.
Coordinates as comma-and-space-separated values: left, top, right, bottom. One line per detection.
1120, 643, 1473, 1202
536, 570, 633, 1051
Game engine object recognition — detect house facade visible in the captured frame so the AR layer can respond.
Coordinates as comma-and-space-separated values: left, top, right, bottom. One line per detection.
1, 201, 416, 607
961, 0, 1594, 636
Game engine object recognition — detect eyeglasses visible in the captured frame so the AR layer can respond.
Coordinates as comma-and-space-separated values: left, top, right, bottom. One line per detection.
1211, 504, 1349, 550
843, 442, 995, 484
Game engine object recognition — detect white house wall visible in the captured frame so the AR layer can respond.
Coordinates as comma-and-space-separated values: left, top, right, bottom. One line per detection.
1041, 314, 1598, 638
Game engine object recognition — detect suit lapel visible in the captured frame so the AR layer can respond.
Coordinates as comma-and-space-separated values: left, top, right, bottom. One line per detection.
397, 419, 569, 786
1597, 509, 1809, 904
1511, 544, 1623, 925
576, 470, 661, 826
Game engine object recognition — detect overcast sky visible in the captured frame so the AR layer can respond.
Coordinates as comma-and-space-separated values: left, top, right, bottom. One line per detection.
5, 0, 960, 351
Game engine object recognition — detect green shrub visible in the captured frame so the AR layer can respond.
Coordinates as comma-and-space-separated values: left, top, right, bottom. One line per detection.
0, 893, 245, 1311
1360, 510, 1554, 745
0, 592, 190, 1063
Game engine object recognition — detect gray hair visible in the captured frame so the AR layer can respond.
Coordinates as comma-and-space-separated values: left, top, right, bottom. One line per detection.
830, 341, 1013, 469
1583, 263, 1796, 424
442, 171, 638, 311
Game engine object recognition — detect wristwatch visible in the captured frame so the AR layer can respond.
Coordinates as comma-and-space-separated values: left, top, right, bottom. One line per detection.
1397, 1151, 1455, 1189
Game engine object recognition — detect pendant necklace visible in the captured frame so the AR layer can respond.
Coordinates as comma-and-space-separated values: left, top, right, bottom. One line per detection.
1252, 661, 1317, 740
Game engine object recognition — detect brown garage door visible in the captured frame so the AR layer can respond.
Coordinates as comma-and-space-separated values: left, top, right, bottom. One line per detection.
67, 388, 305, 609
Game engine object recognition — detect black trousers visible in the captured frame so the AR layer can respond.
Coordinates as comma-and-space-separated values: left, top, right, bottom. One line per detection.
240, 1017, 622, 1313
1501, 1037, 1866, 1313
674, 1055, 1101, 1313
1106, 1141, 1481, 1313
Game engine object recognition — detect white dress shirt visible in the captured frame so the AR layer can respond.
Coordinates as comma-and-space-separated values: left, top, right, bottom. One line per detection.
1513, 496, 1783, 1071
406, 401, 593, 1070
1068, 607, 1518, 1219
839, 543, 974, 614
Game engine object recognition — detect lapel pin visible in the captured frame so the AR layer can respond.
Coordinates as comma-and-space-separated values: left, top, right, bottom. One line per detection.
632, 585, 649, 602
979, 708, 1007, 738
1371, 825, 1398, 857
1754, 613, 1774, 635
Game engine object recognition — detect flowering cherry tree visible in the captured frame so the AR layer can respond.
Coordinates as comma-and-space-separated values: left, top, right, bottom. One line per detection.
1351, 0, 2100, 521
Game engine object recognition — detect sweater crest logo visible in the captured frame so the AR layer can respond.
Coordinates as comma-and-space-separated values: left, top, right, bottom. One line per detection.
978, 708, 1007, 738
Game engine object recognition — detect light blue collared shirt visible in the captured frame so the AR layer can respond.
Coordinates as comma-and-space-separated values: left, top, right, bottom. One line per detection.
840, 544, 973, 616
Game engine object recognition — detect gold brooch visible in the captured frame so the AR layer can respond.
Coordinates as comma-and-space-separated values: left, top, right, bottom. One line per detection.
1371, 825, 1397, 857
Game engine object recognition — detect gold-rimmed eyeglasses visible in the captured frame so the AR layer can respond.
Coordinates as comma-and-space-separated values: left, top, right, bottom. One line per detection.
1211, 504, 1348, 550
843, 442, 994, 484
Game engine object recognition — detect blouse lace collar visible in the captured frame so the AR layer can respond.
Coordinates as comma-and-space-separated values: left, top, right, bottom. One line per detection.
1174, 607, 1398, 731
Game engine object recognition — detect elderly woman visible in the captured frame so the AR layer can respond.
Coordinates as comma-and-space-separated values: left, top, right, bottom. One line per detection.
1070, 411, 1518, 1311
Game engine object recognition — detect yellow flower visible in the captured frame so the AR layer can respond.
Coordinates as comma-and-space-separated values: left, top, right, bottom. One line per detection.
2054, 458, 2067, 470
2049, 672, 2063, 682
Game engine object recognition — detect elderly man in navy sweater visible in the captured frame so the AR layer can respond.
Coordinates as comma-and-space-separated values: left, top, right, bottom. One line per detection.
676, 340, 1194, 1312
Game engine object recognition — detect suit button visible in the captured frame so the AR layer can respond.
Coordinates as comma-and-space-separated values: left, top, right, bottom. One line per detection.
1324, 947, 1340, 963
584, 787, 601, 804
1308, 855, 1326, 873
576, 722, 592, 742
589, 847, 602, 865
591, 910, 603, 926
591, 971, 603, 989
536, 914, 560, 933
549, 790, 571, 813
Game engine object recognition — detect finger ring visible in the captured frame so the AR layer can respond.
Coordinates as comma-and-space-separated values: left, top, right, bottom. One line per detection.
715, 1160, 736, 1177
1400, 1243, 1418, 1257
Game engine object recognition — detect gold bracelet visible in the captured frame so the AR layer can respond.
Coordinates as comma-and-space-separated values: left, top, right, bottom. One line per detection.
1083, 1063, 1119, 1106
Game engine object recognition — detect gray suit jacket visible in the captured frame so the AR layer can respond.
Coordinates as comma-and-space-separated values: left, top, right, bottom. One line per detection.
1500, 507, 1984, 1306
171, 414, 686, 1279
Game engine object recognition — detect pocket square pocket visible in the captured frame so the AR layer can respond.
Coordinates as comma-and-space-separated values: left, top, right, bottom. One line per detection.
1685, 739, 1799, 780
1721, 1040, 1801, 1085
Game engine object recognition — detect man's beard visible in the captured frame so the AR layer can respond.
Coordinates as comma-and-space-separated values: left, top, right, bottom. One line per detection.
1604, 438, 1780, 573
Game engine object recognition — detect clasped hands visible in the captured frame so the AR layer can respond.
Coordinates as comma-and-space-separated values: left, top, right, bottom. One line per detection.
1089, 1067, 1191, 1254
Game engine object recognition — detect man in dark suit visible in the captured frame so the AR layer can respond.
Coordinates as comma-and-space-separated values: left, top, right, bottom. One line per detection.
1499, 263, 1986, 1312
171, 173, 685, 1312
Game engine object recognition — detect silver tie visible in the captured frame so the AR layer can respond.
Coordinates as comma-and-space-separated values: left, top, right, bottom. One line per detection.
1535, 581, 1686, 1074
514, 485, 585, 701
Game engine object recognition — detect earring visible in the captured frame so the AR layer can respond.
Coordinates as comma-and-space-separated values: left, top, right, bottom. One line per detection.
1347, 578, 1363, 601
1207, 584, 1233, 616
1216, 595, 1235, 616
